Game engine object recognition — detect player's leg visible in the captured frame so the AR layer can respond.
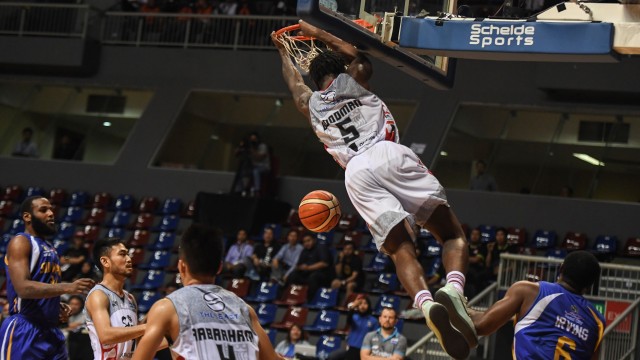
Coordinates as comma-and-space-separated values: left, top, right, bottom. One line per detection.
424, 205, 478, 348
381, 221, 470, 360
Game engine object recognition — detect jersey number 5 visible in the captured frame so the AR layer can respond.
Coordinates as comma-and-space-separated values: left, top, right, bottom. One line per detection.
554, 336, 576, 360
335, 117, 360, 151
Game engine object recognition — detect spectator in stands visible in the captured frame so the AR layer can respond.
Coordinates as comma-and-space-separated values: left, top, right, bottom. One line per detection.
12, 127, 39, 158
218, 0, 238, 14
76, 261, 100, 282
231, 134, 255, 196
329, 294, 377, 360
53, 133, 82, 161
246, 227, 280, 281
287, 234, 334, 302
486, 227, 515, 281
271, 229, 303, 285
469, 160, 497, 191
361, 307, 407, 360
248, 132, 272, 197
331, 242, 363, 302
222, 229, 253, 277
465, 228, 488, 298
62, 295, 92, 360
61, 232, 90, 282
274, 324, 310, 359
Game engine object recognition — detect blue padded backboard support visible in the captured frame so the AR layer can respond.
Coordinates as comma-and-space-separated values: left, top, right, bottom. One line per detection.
296, 0, 456, 90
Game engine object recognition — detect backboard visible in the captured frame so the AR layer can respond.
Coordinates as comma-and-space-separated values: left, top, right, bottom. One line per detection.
297, 0, 456, 90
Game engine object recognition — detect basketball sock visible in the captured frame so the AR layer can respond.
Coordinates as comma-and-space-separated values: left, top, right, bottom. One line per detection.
414, 289, 433, 308
446, 271, 466, 295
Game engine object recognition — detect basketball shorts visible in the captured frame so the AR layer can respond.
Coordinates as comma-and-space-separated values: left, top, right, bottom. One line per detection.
345, 141, 448, 250
0, 315, 67, 360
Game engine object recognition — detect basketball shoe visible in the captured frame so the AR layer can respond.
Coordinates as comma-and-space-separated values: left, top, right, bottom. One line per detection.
434, 283, 478, 348
421, 301, 470, 360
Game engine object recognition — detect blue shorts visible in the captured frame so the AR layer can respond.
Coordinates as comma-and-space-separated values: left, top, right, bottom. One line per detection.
0, 315, 67, 360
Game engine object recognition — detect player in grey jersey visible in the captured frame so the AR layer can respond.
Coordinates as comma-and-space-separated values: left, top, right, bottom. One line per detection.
272, 20, 477, 359
85, 238, 165, 359
132, 224, 283, 360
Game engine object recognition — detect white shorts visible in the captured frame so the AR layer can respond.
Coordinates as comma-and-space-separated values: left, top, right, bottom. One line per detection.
344, 141, 448, 251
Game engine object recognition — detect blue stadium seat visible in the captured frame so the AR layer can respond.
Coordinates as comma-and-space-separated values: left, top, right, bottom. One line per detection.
53, 238, 69, 255
0, 234, 13, 254
420, 236, 442, 259
57, 222, 76, 240
108, 211, 132, 228
68, 191, 90, 207
62, 206, 84, 223
154, 215, 179, 232
363, 252, 390, 272
361, 236, 377, 252
113, 194, 135, 211
148, 232, 176, 251
106, 227, 126, 239
372, 294, 401, 315
160, 198, 182, 215
304, 310, 340, 333
25, 186, 45, 198
133, 270, 166, 290
306, 287, 338, 310
545, 248, 567, 259
245, 281, 279, 303
533, 229, 557, 250
7, 219, 24, 235
316, 231, 334, 247
139, 251, 172, 269
264, 328, 277, 345
370, 273, 399, 294
594, 235, 618, 255
316, 335, 342, 360
255, 303, 278, 326
479, 225, 496, 243
137, 290, 162, 313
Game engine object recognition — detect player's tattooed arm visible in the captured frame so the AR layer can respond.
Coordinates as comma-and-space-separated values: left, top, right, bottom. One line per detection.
271, 31, 312, 120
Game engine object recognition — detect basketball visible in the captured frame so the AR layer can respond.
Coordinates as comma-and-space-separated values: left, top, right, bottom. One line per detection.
298, 190, 341, 233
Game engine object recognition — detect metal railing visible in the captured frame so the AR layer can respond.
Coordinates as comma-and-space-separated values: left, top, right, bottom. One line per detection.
0, 2, 93, 38
101, 13, 297, 49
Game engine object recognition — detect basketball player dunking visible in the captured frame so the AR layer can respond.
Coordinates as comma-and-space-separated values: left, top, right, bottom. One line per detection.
132, 224, 283, 360
85, 238, 166, 359
1, 196, 95, 359
272, 21, 477, 359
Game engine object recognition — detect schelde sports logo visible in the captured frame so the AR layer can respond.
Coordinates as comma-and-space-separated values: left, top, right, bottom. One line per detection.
469, 23, 534, 48
203, 292, 225, 312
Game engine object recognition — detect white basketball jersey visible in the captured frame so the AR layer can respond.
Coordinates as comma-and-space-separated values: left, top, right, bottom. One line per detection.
309, 73, 399, 168
85, 284, 139, 360
166, 284, 259, 360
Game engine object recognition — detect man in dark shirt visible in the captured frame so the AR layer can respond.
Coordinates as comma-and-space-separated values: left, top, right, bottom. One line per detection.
287, 234, 334, 301
61, 232, 90, 282
331, 242, 363, 301
466, 228, 488, 298
247, 228, 280, 281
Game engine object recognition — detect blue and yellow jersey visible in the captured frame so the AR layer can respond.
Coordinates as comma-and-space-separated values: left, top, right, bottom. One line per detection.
514, 281, 605, 360
4, 232, 62, 327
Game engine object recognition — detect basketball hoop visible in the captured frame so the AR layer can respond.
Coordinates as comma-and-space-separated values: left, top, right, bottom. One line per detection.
274, 24, 323, 73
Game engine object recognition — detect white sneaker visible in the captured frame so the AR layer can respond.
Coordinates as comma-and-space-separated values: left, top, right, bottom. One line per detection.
434, 283, 478, 348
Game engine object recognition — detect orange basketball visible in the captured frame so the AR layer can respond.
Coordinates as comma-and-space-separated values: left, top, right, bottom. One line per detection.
298, 190, 342, 233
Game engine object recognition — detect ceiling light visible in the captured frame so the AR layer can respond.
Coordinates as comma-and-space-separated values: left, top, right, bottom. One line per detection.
573, 153, 604, 166
102, 121, 112, 127
440, 151, 448, 156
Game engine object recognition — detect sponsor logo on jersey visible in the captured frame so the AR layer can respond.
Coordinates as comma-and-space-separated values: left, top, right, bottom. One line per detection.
469, 23, 534, 49
204, 292, 225, 311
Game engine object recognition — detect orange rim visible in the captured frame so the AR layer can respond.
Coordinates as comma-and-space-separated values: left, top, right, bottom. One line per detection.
275, 24, 314, 41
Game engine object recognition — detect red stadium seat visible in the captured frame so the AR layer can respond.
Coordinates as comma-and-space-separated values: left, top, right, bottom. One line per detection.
274, 284, 308, 306
91, 192, 112, 209
226, 278, 251, 298
622, 237, 640, 258
83, 207, 107, 225
129, 248, 146, 267
0, 201, 15, 218
270, 306, 309, 330
137, 197, 159, 214
128, 230, 151, 248
48, 188, 68, 206
130, 213, 154, 230
337, 213, 358, 232
561, 232, 588, 252
507, 227, 528, 248
335, 230, 363, 249
2, 186, 23, 202
82, 225, 100, 242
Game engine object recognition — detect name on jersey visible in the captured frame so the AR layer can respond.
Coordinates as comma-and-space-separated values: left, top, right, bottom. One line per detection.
192, 327, 254, 343
322, 100, 363, 130
555, 315, 589, 341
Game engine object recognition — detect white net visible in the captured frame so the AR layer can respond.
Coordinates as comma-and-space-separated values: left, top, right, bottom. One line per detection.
276, 32, 323, 73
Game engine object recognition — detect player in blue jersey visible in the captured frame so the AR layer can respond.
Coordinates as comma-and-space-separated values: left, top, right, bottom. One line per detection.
0, 196, 95, 359
470, 250, 605, 360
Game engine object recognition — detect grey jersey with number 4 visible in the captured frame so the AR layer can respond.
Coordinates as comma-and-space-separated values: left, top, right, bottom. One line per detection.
309, 73, 399, 168
85, 284, 139, 360
167, 284, 259, 360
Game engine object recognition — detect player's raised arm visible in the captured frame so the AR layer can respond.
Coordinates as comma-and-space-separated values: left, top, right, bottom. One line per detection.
132, 298, 177, 360
85, 289, 146, 345
470, 281, 538, 336
6, 235, 94, 299
271, 31, 312, 120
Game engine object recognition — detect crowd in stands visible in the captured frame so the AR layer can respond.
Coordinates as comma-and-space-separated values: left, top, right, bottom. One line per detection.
0, 184, 638, 359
